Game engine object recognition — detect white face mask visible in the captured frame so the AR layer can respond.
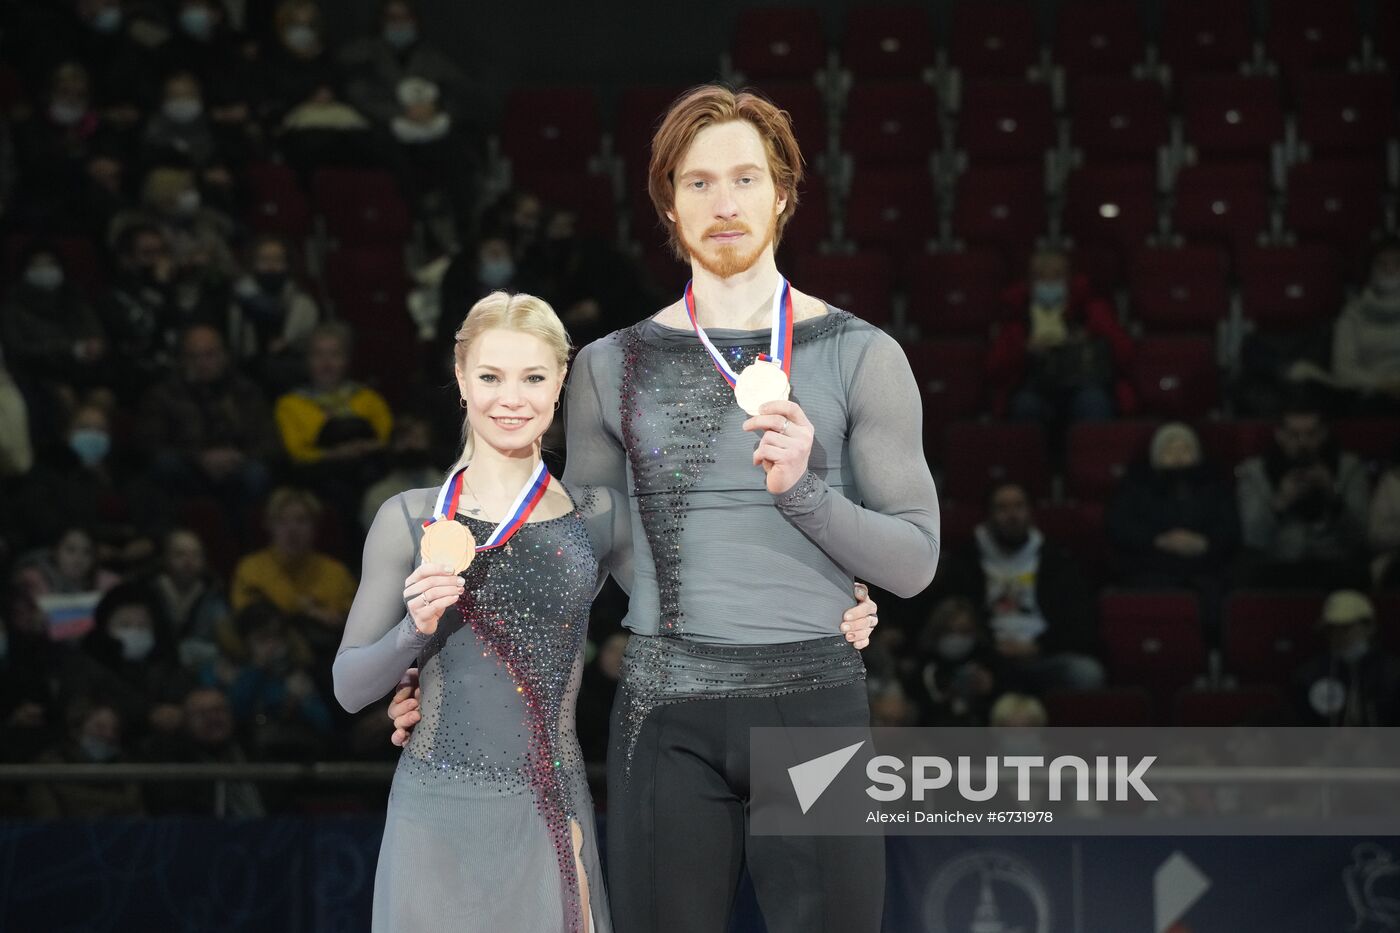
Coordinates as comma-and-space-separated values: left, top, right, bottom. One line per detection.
25, 263, 63, 290
936, 632, 976, 662
174, 188, 201, 216
49, 100, 87, 126
163, 97, 204, 124
283, 24, 318, 53
114, 627, 156, 661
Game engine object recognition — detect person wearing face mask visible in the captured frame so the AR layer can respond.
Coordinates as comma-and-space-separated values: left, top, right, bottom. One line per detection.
258, 0, 344, 125
130, 166, 239, 303
1331, 239, 1400, 414
28, 700, 145, 819
1237, 391, 1371, 589
339, 0, 476, 128
914, 596, 999, 725
1107, 423, 1240, 598
1293, 591, 1400, 726
58, 584, 191, 742
1, 243, 107, 392
226, 233, 320, 386
987, 248, 1135, 432
142, 71, 217, 167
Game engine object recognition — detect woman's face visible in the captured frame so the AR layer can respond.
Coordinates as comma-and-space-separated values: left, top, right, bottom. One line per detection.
1155, 436, 1199, 470
166, 531, 205, 580
456, 328, 563, 457
55, 530, 95, 580
269, 503, 316, 555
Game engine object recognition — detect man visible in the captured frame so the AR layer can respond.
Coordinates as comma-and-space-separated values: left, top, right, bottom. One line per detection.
391, 85, 936, 932
1294, 591, 1400, 726
1237, 392, 1371, 589
934, 482, 1103, 694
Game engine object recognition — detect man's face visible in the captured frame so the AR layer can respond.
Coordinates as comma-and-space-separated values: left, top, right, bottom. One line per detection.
1276, 413, 1327, 462
180, 328, 227, 384
307, 333, 348, 387
185, 690, 233, 746
988, 486, 1032, 547
667, 120, 786, 279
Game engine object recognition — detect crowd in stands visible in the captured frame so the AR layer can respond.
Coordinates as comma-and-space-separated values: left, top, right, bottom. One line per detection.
0, 0, 1398, 820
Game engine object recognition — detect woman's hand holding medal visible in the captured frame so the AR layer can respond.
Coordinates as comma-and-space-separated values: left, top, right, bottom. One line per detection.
403, 562, 465, 635
744, 399, 814, 495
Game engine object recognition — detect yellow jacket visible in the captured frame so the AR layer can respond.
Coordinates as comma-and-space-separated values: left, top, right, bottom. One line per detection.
274, 383, 392, 464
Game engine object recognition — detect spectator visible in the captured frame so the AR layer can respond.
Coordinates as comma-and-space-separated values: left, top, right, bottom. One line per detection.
0, 608, 54, 767
10, 62, 104, 228
60, 2, 156, 134
147, 528, 230, 671
988, 692, 1048, 728
227, 233, 320, 388
164, 0, 260, 133
339, 0, 476, 127
933, 482, 1105, 694
201, 602, 333, 759
386, 76, 480, 252
1330, 238, 1400, 414
132, 165, 239, 311
0, 345, 34, 478
101, 223, 178, 399
258, 0, 341, 125
27, 699, 145, 819
1237, 393, 1371, 589
143, 686, 266, 816
58, 583, 191, 740
76, 140, 135, 240
358, 413, 439, 532
1107, 423, 1240, 628
1294, 591, 1400, 726
141, 71, 218, 168
521, 207, 650, 347
274, 322, 391, 512
1372, 441, 1400, 588
1, 240, 108, 397
230, 487, 355, 661
9, 525, 122, 640
987, 248, 1134, 429
914, 596, 999, 725
138, 323, 275, 527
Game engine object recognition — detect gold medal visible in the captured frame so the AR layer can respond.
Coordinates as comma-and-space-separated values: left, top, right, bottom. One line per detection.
419, 519, 476, 573
734, 359, 791, 416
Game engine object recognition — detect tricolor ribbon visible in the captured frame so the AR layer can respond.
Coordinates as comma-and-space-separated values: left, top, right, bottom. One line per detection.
424, 460, 552, 550
683, 277, 794, 386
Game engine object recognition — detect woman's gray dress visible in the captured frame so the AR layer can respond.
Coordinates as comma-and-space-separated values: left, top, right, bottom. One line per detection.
333, 482, 630, 933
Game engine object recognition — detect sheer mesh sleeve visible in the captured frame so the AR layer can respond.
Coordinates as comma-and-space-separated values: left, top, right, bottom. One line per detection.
562, 338, 628, 494
773, 329, 941, 598
332, 490, 433, 713
577, 484, 634, 597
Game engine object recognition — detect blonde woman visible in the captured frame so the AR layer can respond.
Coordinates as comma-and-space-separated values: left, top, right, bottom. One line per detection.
333, 292, 630, 932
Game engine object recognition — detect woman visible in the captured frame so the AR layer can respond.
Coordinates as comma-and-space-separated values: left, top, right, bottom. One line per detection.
332, 292, 631, 932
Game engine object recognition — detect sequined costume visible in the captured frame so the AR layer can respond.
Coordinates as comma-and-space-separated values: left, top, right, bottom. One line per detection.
563, 308, 941, 933
333, 483, 631, 933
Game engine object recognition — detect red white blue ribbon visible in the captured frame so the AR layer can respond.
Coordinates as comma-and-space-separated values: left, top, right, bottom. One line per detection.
426, 459, 552, 550
683, 277, 794, 386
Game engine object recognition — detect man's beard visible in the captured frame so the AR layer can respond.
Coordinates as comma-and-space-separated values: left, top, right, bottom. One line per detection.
677, 213, 776, 279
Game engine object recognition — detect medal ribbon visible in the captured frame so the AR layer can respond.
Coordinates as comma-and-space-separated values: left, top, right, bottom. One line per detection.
682, 277, 793, 386
424, 460, 552, 551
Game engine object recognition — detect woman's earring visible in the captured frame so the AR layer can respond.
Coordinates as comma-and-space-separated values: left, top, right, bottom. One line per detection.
459, 398, 468, 409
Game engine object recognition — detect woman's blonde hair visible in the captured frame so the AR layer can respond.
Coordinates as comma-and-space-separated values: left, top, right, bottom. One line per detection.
446, 291, 571, 479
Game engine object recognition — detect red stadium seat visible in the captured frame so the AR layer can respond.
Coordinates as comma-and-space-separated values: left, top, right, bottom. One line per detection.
1035, 500, 1109, 568
1067, 420, 1161, 500
1099, 590, 1207, 698
1132, 336, 1220, 418
938, 500, 982, 547
904, 338, 986, 459
957, 79, 1056, 162
511, 170, 617, 240
844, 169, 938, 251
779, 174, 832, 258
1044, 687, 1154, 726
761, 82, 830, 160
731, 8, 827, 80
1284, 159, 1385, 266
942, 421, 1051, 502
1181, 75, 1285, 158
904, 249, 1010, 336
1173, 686, 1287, 725
1333, 419, 1400, 464
1266, 0, 1358, 80
841, 80, 942, 168
245, 161, 311, 239
951, 165, 1046, 261
948, 2, 1040, 78
1129, 245, 1231, 334
1295, 72, 1397, 157
322, 248, 418, 404
1159, 0, 1254, 76
1053, 0, 1146, 76
311, 168, 412, 247
1171, 162, 1271, 257
615, 85, 687, 178
500, 86, 602, 172
794, 251, 894, 326
1194, 418, 1274, 469
841, 5, 936, 78
1063, 162, 1159, 257
1237, 244, 1342, 332
1068, 76, 1170, 161
1223, 591, 1327, 685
